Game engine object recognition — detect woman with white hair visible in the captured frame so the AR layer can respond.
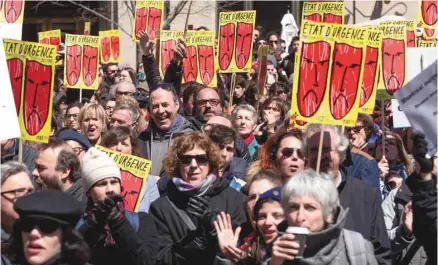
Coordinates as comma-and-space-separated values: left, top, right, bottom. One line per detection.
270, 169, 378, 265
232, 104, 260, 157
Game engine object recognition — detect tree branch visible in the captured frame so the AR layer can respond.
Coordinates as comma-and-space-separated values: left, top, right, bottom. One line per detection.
163, 0, 188, 29
65, 0, 131, 36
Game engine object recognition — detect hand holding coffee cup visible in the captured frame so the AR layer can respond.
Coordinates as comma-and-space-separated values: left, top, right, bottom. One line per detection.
270, 227, 309, 265
286, 227, 309, 258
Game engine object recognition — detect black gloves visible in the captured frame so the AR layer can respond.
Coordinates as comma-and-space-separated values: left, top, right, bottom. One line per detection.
92, 194, 125, 229
412, 134, 433, 173
187, 196, 213, 228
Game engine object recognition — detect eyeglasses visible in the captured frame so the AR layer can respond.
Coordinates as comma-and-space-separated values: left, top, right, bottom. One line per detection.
198, 99, 221, 107
116, 91, 133, 96
72, 147, 84, 155
66, 113, 78, 119
347, 126, 364, 133
107, 70, 119, 74
264, 106, 280, 112
20, 218, 62, 234
281, 147, 304, 159
178, 154, 209, 164
1, 187, 34, 201
275, 90, 286, 96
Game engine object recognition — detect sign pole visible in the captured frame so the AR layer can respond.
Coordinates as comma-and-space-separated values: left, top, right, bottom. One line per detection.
316, 125, 325, 174
229, 72, 237, 114
381, 100, 386, 158
18, 138, 23, 162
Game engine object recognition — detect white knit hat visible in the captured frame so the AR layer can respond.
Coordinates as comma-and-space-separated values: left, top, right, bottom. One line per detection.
81, 147, 121, 192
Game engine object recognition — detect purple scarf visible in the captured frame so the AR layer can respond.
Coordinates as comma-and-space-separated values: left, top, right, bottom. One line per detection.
172, 174, 217, 196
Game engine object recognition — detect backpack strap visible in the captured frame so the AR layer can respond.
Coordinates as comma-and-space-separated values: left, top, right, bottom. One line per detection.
400, 240, 422, 265
344, 230, 367, 265
164, 195, 197, 231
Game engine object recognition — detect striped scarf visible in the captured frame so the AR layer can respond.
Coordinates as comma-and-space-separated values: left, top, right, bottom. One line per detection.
172, 173, 217, 196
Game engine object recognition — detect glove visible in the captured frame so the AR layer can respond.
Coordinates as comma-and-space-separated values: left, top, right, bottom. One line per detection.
187, 196, 213, 228
92, 194, 125, 228
180, 235, 208, 254
412, 134, 433, 173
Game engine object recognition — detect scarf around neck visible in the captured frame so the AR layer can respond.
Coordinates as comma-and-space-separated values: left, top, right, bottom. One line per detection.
244, 134, 255, 146
172, 173, 217, 196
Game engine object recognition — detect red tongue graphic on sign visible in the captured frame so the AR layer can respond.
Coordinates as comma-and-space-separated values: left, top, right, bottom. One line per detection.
24, 60, 52, 135
198, 45, 214, 86
407, 31, 416, 47
323, 13, 342, 24
219, 23, 235, 71
4, 0, 23, 23
422, 0, 438, 26
82, 45, 98, 86
360, 46, 378, 107
182, 46, 198, 82
6, 58, 23, 115
304, 13, 322, 22
297, 41, 331, 117
111, 36, 120, 61
66, 45, 82, 86
424, 27, 436, 37
147, 7, 162, 41
161, 40, 176, 75
235, 22, 253, 69
101, 37, 111, 62
40, 38, 49, 45
120, 171, 144, 212
329, 43, 363, 120
134, 7, 148, 40
50, 37, 61, 51
382, 38, 405, 95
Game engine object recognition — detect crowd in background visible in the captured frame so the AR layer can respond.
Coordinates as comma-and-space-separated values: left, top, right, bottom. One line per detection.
0, 23, 436, 265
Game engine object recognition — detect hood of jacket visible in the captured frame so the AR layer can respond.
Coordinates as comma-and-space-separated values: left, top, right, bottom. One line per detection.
149, 114, 194, 140
301, 206, 349, 260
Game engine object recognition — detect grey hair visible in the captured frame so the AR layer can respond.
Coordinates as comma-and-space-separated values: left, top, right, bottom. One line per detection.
231, 104, 258, 124
1, 161, 31, 186
302, 124, 349, 161
113, 102, 140, 123
282, 169, 340, 220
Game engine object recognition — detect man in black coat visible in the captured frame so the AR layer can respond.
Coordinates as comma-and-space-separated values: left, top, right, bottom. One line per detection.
303, 124, 391, 265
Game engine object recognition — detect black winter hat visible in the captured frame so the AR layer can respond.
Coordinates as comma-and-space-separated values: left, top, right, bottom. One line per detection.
58, 129, 92, 150
14, 191, 83, 227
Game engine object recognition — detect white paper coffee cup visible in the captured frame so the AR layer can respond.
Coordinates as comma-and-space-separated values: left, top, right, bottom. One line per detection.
286, 227, 309, 258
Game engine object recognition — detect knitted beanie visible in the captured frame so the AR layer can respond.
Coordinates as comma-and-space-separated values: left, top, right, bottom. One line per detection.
81, 147, 121, 192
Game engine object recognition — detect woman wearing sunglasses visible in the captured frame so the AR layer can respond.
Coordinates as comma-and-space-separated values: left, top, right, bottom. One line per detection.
346, 113, 376, 155
257, 129, 305, 182
146, 132, 247, 265
5, 191, 90, 265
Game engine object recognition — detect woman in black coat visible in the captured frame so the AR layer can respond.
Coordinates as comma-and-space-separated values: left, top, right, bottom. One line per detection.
147, 132, 247, 265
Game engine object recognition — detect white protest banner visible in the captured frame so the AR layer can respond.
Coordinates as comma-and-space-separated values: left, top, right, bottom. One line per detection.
391, 99, 411, 129
407, 47, 438, 83
394, 61, 437, 156
0, 39, 21, 141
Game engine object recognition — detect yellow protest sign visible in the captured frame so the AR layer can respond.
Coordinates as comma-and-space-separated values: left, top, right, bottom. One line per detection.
99, 30, 121, 64
377, 21, 407, 99
95, 145, 151, 212
38, 30, 62, 65
132, 0, 164, 42
291, 21, 368, 126
418, 0, 438, 39
158, 30, 184, 78
64, 34, 100, 90
359, 28, 382, 114
302, 1, 344, 24
405, 20, 417, 47
84, 22, 91, 35
181, 30, 218, 87
418, 38, 438, 47
3, 39, 57, 143
0, 0, 25, 24
218, 10, 256, 73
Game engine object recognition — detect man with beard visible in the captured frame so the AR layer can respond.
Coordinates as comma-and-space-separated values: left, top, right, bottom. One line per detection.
32, 138, 85, 206
100, 63, 120, 101
137, 83, 195, 176
193, 87, 223, 125
303, 124, 391, 265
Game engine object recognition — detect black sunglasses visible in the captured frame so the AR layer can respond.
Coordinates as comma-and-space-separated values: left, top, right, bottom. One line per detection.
178, 154, 209, 164
281, 147, 304, 159
347, 126, 364, 133
21, 218, 62, 234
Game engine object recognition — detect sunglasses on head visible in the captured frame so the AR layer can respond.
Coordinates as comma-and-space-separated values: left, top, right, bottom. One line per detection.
20, 218, 63, 234
281, 147, 303, 159
178, 154, 209, 164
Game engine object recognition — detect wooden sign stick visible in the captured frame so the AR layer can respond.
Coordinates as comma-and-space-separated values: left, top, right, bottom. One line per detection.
177, 0, 193, 67
229, 72, 237, 113
316, 125, 325, 174
18, 139, 23, 162
381, 100, 386, 158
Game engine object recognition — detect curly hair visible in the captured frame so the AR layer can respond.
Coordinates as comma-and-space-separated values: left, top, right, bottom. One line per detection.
163, 132, 222, 177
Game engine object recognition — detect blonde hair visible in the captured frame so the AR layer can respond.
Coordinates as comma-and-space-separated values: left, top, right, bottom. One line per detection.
78, 103, 107, 132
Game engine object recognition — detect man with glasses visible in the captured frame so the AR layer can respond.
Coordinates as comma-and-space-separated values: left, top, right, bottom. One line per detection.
1, 161, 34, 242
193, 87, 223, 123
115, 81, 136, 98
32, 138, 85, 205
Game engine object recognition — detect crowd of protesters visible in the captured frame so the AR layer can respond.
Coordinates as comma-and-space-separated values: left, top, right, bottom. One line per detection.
0, 23, 436, 265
